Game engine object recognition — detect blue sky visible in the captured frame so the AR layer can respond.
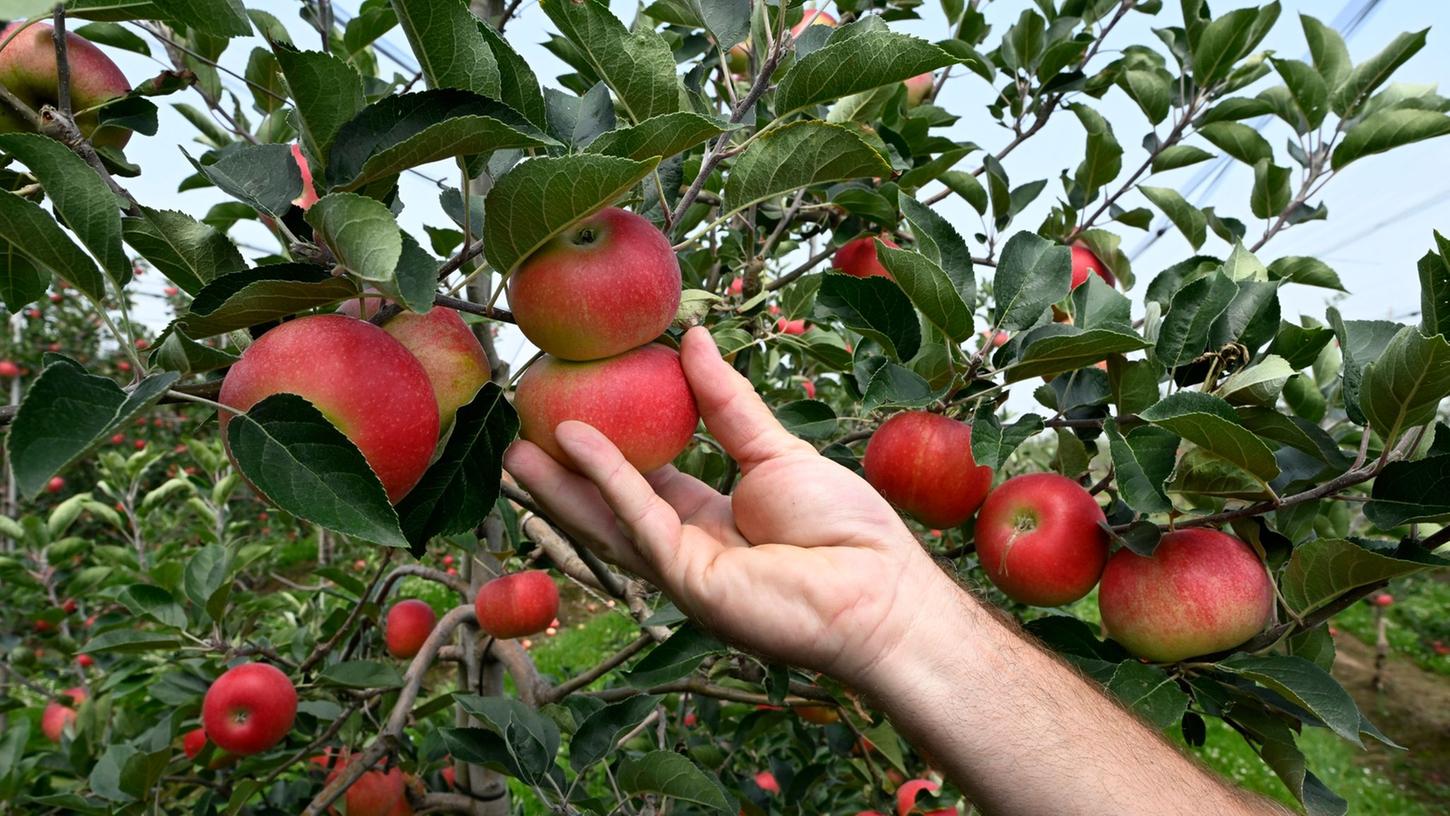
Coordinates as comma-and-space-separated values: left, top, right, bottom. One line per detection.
93, 0, 1450, 377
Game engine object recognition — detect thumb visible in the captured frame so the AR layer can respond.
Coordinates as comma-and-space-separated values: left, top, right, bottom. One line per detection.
679, 327, 814, 472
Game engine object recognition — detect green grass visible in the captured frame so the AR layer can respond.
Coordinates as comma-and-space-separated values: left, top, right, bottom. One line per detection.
1335, 574, 1450, 678
513, 609, 638, 687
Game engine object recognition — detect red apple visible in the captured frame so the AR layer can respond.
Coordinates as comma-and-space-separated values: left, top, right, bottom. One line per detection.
290, 143, 320, 210
514, 344, 699, 474
728, 276, 744, 296
117, 360, 131, 372
327, 759, 405, 816
897, 778, 938, 816
863, 412, 993, 529
183, 727, 237, 769
474, 570, 560, 639
832, 235, 899, 280
791, 9, 837, 37
442, 554, 454, 567
1433, 641, 1450, 656
903, 73, 934, 106
683, 711, 698, 727
218, 315, 440, 503
134, 439, 146, 450
754, 770, 781, 796
1070, 244, 1115, 289
45, 476, 64, 494
508, 207, 681, 361
793, 704, 839, 725
0, 23, 131, 148
110, 433, 124, 445
1098, 529, 1274, 662
201, 662, 297, 756
974, 473, 1108, 606
1373, 593, 1394, 607
441, 765, 456, 789
41, 687, 87, 742
385, 599, 437, 659
0, 360, 19, 378
76, 654, 94, 668
164, 286, 180, 297
48, 292, 62, 304
801, 380, 816, 398
776, 317, 807, 335
337, 297, 490, 426
61, 598, 76, 614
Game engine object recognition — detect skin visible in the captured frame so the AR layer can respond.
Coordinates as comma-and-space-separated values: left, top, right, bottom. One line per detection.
514, 344, 699, 474
506, 326, 1286, 816
1070, 244, 1115, 289
507, 207, 681, 361
201, 662, 297, 756
0, 23, 131, 148
832, 235, 900, 280
218, 315, 440, 503
973, 473, 1110, 606
474, 570, 560, 639
41, 687, 86, 742
863, 411, 993, 529
385, 599, 437, 659
1099, 529, 1274, 662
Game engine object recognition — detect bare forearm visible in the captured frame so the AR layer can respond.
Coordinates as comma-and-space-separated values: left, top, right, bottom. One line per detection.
862, 563, 1287, 816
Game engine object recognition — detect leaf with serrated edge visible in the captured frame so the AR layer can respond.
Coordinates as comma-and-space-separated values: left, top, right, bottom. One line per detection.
305, 193, 403, 284
586, 112, 729, 162
1282, 538, 1445, 614
617, 751, 732, 811
124, 208, 245, 296
875, 243, 972, 342
1358, 326, 1450, 444
991, 232, 1071, 331
723, 121, 889, 216
181, 264, 359, 338
775, 23, 955, 114
1218, 655, 1361, 744
541, 0, 680, 123
1139, 391, 1279, 480
0, 191, 105, 301
391, 0, 501, 99
1106, 420, 1177, 515
0, 134, 127, 282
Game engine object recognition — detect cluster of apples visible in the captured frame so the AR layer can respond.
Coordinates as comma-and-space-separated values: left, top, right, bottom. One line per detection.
384, 571, 561, 662
510, 208, 700, 472
863, 247, 1273, 663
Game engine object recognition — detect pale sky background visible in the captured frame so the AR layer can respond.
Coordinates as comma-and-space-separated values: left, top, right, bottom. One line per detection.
78, 0, 1450, 381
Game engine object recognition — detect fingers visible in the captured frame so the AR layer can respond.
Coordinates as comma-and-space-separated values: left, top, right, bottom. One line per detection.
645, 466, 722, 520
679, 327, 815, 472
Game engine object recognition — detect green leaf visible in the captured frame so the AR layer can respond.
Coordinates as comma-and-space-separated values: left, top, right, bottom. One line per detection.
1104, 661, 1188, 730
617, 751, 732, 813
1282, 538, 1446, 614
0, 134, 127, 283
1331, 109, 1450, 170
541, 0, 680, 123
319, 660, 404, 689
1358, 326, 1450, 444
0, 238, 47, 312
184, 144, 301, 217
483, 154, 659, 276
625, 625, 726, 688
1266, 321, 1335, 370
80, 629, 183, 654
969, 406, 1043, 471
224, 393, 408, 548
397, 384, 518, 553
816, 273, 921, 361
1420, 232, 1450, 338
183, 543, 232, 619
74, 22, 151, 55
774, 400, 837, 441
991, 231, 1071, 331
0, 191, 105, 302
1267, 256, 1345, 291
898, 194, 975, 306
586, 112, 730, 162
1273, 57, 1329, 129
1366, 454, 1450, 527
1301, 14, 1350, 90
1151, 144, 1215, 173
117, 585, 186, 628
1198, 121, 1272, 165
1106, 420, 1178, 515
123, 208, 246, 296
475, 21, 548, 130
1191, 4, 1277, 87
391, 0, 501, 99
1071, 274, 1133, 332
6, 359, 177, 498
305, 193, 403, 285
1217, 355, 1294, 406
1331, 29, 1427, 117
547, 83, 617, 150
1004, 325, 1149, 382
1218, 654, 1361, 744
722, 121, 890, 215
1328, 310, 1403, 426
1119, 68, 1172, 125
1072, 103, 1123, 202
1251, 159, 1292, 219
270, 45, 366, 166
570, 695, 661, 771
860, 361, 946, 413
1139, 186, 1206, 249
328, 90, 555, 191
453, 695, 561, 783
180, 264, 359, 338
150, 0, 251, 37
1154, 270, 1238, 367
774, 24, 954, 114
875, 243, 973, 342
1139, 391, 1279, 480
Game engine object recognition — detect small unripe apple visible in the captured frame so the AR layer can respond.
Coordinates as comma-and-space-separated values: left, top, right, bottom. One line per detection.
201, 662, 297, 756
45, 476, 64, 494
508, 208, 681, 361
832, 235, 899, 280
1070, 244, 1115, 289
385, 599, 437, 659
754, 770, 781, 795
338, 297, 490, 427
1098, 529, 1273, 662
514, 344, 699, 474
218, 315, 440, 503
41, 687, 87, 742
0, 23, 131, 148
474, 570, 559, 639
903, 73, 934, 106
326, 759, 405, 816
290, 144, 320, 210
974, 473, 1108, 606
863, 412, 993, 529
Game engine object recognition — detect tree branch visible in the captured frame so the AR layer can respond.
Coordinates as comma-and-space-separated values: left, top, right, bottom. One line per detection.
543, 634, 653, 702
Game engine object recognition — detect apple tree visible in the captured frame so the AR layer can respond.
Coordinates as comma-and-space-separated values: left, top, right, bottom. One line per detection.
1, 0, 1449, 814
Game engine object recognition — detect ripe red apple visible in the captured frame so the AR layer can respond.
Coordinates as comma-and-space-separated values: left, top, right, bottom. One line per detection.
801, 380, 816, 399
441, 765, 456, 789
832, 235, 899, 280
48, 292, 62, 304
514, 344, 699, 474
0, 23, 131, 148
61, 598, 76, 614
793, 704, 839, 725
776, 317, 807, 335
1070, 244, 1115, 289
385, 599, 437, 659
474, 570, 559, 639
1433, 641, 1450, 656
164, 286, 179, 297
0, 360, 19, 378
897, 778, 938, 816
290, 143, 320, 210
45, 476, 64, 494
326, 759, 405, 816
201, 662, 297, 756
133, 439, 146, 450
754, 770, 781, 796
442, 554, 454, 567
1373, 593, 1394, 607
41, 687, 87, 742
218, 315, 440, 503
183, 727, 237, 769
974, 473, 1109, 606
508, 207, 681, 361
337, 297, 490, 427
863, 412, 993, 529
76, 654, 94, 668
110, 433, 124, 445
117, 360, 131, 372
903, 73, 934, 106
1098, 529, 1274, 662
728, 276, 744, 296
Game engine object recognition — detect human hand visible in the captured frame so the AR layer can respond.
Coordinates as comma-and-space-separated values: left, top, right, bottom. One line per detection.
504, 327, 954, 689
